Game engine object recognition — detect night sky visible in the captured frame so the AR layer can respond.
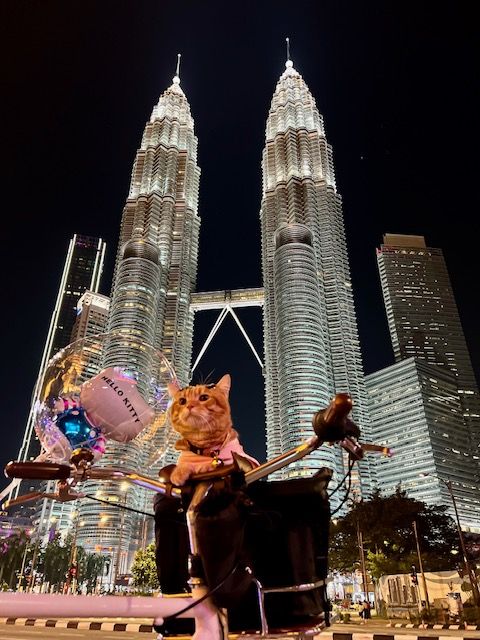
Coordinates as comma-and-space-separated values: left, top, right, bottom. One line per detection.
1, 1, 479, 472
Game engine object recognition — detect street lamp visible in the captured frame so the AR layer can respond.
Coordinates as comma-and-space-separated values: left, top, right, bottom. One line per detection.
412, 520, 430, 611
419, 473, 480, 606
114, 483, 129, 587
356, 520, 369, 601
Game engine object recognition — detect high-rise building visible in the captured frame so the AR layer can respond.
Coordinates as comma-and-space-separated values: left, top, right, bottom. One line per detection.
76, 66, 201, 570
366, 358, 480, 530
377, 234, 480, 449
16, 235, 106, 471
260, 55, 373, 498
71, 290, 110, 342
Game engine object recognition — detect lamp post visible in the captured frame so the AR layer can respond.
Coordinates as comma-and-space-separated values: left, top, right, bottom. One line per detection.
26, 537, 41, 593
420, 473, 480, 606
66, 508, 85, 594
114, 483, 129, 587
98, 513, 111, 592
356, 520, 369, 602
412, 520, 430, 611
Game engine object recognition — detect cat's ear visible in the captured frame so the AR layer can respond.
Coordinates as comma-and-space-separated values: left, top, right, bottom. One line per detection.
216, 374, 231, 397
167, 380, 181, 398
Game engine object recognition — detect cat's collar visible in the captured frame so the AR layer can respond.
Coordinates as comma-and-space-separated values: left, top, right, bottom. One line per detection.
187, 442, 221, 457
186, 431, 232, 457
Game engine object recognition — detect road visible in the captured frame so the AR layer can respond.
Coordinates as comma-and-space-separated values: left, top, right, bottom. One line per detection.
1, 622, 480, 638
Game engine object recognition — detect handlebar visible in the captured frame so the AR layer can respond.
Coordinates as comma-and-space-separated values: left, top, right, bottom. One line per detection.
5, 461, 72, 480
312, 393, 359, 441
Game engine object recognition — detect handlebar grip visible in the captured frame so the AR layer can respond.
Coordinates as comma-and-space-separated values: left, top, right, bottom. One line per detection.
312, 393, 359, 441
5, 461, 72, 480
322, 393, 353, 425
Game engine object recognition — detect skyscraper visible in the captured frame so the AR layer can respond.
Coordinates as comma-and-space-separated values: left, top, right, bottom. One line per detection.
71, 290, 110, 343
16, 234, 106, 471
377, 234, 480, 449
366, 358, 480, 530
76, 64, 201, 565
260, 54, 373, 497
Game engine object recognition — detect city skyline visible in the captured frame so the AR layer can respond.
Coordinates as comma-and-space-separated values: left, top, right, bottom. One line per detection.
2, 2, 479, 472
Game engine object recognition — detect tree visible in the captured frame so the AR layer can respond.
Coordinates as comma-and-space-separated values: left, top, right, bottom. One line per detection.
131, 543, 158, 591
41, 533, 72, 589
329, 488, 459, 577
0, 531, 33, 589
76, 547, 105, 593
36, 534, 106, 593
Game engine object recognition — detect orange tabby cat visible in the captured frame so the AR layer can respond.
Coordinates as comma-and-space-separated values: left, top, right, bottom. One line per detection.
167, 374, 258, 486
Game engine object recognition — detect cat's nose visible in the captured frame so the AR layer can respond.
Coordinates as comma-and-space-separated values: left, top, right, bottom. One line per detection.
186, 403, 194, 410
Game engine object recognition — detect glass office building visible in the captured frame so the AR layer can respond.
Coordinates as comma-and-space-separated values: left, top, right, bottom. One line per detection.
377, 234, 480, 451
366, 358, 479, 530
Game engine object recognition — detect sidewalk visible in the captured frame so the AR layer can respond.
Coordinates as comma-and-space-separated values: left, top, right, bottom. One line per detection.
387, 621, 480, 631
335, 614, 480, 631
0, 617, 155, 632
2, 615, 480, 635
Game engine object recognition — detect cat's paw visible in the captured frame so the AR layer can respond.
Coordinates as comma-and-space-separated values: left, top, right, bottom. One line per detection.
170, 465, 193, 486
170, 461, 216, 486
195, 461, 216, 474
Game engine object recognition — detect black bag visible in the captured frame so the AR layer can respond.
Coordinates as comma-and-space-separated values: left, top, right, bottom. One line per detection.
195, 484, 254, 608
154, 469, 332, 632
195, 469, 332, 630
153, 492, 190, 594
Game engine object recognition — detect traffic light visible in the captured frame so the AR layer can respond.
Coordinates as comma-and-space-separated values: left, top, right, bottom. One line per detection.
410, 564, 418, 585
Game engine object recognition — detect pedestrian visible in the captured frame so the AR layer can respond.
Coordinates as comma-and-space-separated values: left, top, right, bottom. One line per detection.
360, 600, 371, 624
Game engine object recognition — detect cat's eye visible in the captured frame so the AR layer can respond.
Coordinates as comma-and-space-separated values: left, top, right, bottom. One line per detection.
199, 394, 209, 401
178, 397, 187, 405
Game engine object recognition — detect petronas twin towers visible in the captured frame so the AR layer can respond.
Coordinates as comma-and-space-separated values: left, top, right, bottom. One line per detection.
77, 52, 372, 558
261, 59, 371, 492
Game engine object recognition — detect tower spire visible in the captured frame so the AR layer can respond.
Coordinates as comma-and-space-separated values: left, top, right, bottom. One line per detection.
285, 37, 293, 68
173, 53, 181, 84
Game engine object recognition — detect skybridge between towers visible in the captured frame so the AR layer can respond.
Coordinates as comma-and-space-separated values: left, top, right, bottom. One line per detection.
190, 287, 265, 375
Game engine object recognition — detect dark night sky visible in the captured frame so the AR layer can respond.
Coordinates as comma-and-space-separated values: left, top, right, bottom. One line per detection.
1, 1, 479, 472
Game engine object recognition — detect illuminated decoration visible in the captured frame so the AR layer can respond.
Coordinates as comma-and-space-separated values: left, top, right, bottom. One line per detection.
76, 56, 200, 564
29, 289, 110, 543
56, 408, 100, 448
14, 235, 106, 493
377, 234, 480, 452
260, 42, 374, 499
32, 335, 173, 465
30, 331, 176, 558
366, 358, 480, 530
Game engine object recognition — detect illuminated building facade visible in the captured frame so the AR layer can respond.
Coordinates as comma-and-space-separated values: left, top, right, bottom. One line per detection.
76, 67, 201, 566
260, 55, 373, 498
366, 358, 480, 530
71, 291, 110, 342
377, 234, 480, 451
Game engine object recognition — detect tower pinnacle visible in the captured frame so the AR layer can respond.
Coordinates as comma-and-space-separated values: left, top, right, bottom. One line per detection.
285, 37, 293, 68
173, 53, 181, 84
